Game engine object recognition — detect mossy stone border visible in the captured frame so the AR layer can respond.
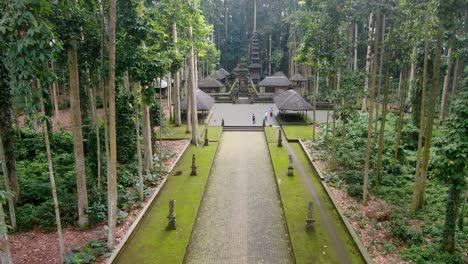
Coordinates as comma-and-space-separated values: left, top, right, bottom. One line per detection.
298, 139, 374, 264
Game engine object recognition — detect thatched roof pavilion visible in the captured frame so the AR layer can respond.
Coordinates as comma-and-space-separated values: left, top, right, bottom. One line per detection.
258, 75, 291, 95
274, 89, 313, 111
198, 76, 223, 93
180, 89, 215, 112
290, 73, 307, 82
218, 68, 230, 76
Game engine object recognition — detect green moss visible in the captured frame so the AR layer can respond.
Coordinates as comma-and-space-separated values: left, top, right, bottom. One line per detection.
267, 136, 364, 263
282, 125, 317, 140
114, 143, 218, 264
265, 127, 278, 143
156, 124, 207, 140
200, 126, 223, 142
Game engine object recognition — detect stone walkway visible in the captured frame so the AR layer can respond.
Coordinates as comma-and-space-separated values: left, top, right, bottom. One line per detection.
185, 132, 292, 264
208, 103, 332, 126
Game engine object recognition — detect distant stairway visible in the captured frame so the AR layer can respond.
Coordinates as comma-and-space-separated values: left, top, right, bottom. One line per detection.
236, 97, 252, 104
223, 126, 264, 132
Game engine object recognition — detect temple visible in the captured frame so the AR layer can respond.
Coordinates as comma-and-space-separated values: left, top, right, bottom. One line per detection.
248, 31, 262, 84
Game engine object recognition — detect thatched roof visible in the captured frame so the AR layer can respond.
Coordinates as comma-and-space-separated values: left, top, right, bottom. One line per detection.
211, 71, 226, 80
274, 89, 313, 111
198, 76, 223, 88
180, 89, 215, 111
259, 76, 291, 87
273, 71, 286, 77
218, 68, 230, 76
290, 73, 307, 82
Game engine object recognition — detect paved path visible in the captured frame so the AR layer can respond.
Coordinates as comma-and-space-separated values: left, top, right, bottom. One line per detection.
208, 103, 332, 126
185, 132, 292, 264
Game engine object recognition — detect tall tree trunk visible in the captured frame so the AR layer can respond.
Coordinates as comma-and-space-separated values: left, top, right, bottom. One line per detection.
374, 14, 385, 133
142, 104, 153, 172
0, 201, 12, 264
439, 47, 452, 120
375, 73, 389, 192
40, 94, 65, 262
394, 71, 408, 162
89, 79, 102, 190
354, 23, 358, 71
443, 184, 461, 253
107, 0, 118, 249
185, 57, 192, 134
0, 80, 18, 203
448, 57, 460, 115
412, 14, 430, 212
51, 62, 60, 123
0, 133, 15, 229
189, 26, 199, 145
363, 10, 380, 205
68, 44, 89, 228
269, 33, 272, 76
133, 83, 144, 201
416, 29, 443, 211
407, 46, 417, 105
167, 73, 172, 122
362, 11, 374, 112
313, 71, 318, 142
173, 24, 181, 126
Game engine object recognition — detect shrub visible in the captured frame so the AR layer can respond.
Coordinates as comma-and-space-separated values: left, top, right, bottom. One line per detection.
116, 91, 136, 164
346, 183, 362, 200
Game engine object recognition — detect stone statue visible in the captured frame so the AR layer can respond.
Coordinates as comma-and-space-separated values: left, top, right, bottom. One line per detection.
278, 130, 283, 147
204, 129, 209, 146
191, 154, 197, 176
306, 201, 315, 231
287, 154, 294, 176
167, 199, 176, 230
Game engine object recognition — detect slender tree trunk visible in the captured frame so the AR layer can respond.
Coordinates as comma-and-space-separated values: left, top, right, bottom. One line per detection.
40, 95, 64, 262
407, 47, 417, 105
354, 23, 358, 71
363, 10, 380, 205
107, 0, 118, 249
443, 184, 461, 253
374, 14, 385, 133
0, 134, 15, 229
362, 11, 374, 112
448, 57, 460, 115
269, 33, 272, 76
375, 74, 389, 192
0, 202, 12, 264
189, 26, 199, 145
51, 62, 60, 123
173, 23, 182, 127
412, 14, 430, 212
133, 83, 144, 201
394, 72, 408, 162
68, 44, 89, 228
0, 82, 18, 203
417, 29, 443, 211
167, 73, 172, 122
185, 57, 192, 134
439, 47, 452, 120
142, 104, 153, 172
313, 71, 318, 141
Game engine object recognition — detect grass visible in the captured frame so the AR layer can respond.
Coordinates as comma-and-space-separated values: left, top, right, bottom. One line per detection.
156, 123, 206, 140
282, 125, 316, 140
114, 143, 219, 264
265, 127, 278, 143
200, 126, 223, 142
266, 130, 364, 263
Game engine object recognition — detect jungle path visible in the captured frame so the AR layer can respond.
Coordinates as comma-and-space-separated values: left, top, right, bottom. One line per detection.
184, 131, 292, 264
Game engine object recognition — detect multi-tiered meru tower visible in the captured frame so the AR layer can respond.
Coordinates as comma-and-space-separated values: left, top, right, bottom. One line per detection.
248, 31, 262, 85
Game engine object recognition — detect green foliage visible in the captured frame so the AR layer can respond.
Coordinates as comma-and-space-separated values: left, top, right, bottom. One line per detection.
65, 239, 110, 264
116, 90, 136, 164
151, 101, 166, 127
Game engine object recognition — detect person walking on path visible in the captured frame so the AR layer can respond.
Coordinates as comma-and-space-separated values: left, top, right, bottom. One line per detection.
252, 114, 256, 124
265, 111, 268, 121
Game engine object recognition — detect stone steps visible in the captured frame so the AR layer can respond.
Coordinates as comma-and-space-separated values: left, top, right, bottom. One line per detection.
223, 126, 264, 132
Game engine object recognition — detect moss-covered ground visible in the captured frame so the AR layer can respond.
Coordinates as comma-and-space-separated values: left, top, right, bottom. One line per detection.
156, 123, 207, 140
282, 125, 316, 141
114, 143, 219, 264
266, 129, 364, 263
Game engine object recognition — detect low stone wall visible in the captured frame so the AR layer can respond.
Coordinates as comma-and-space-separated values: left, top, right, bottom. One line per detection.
298, 139, 374, 264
